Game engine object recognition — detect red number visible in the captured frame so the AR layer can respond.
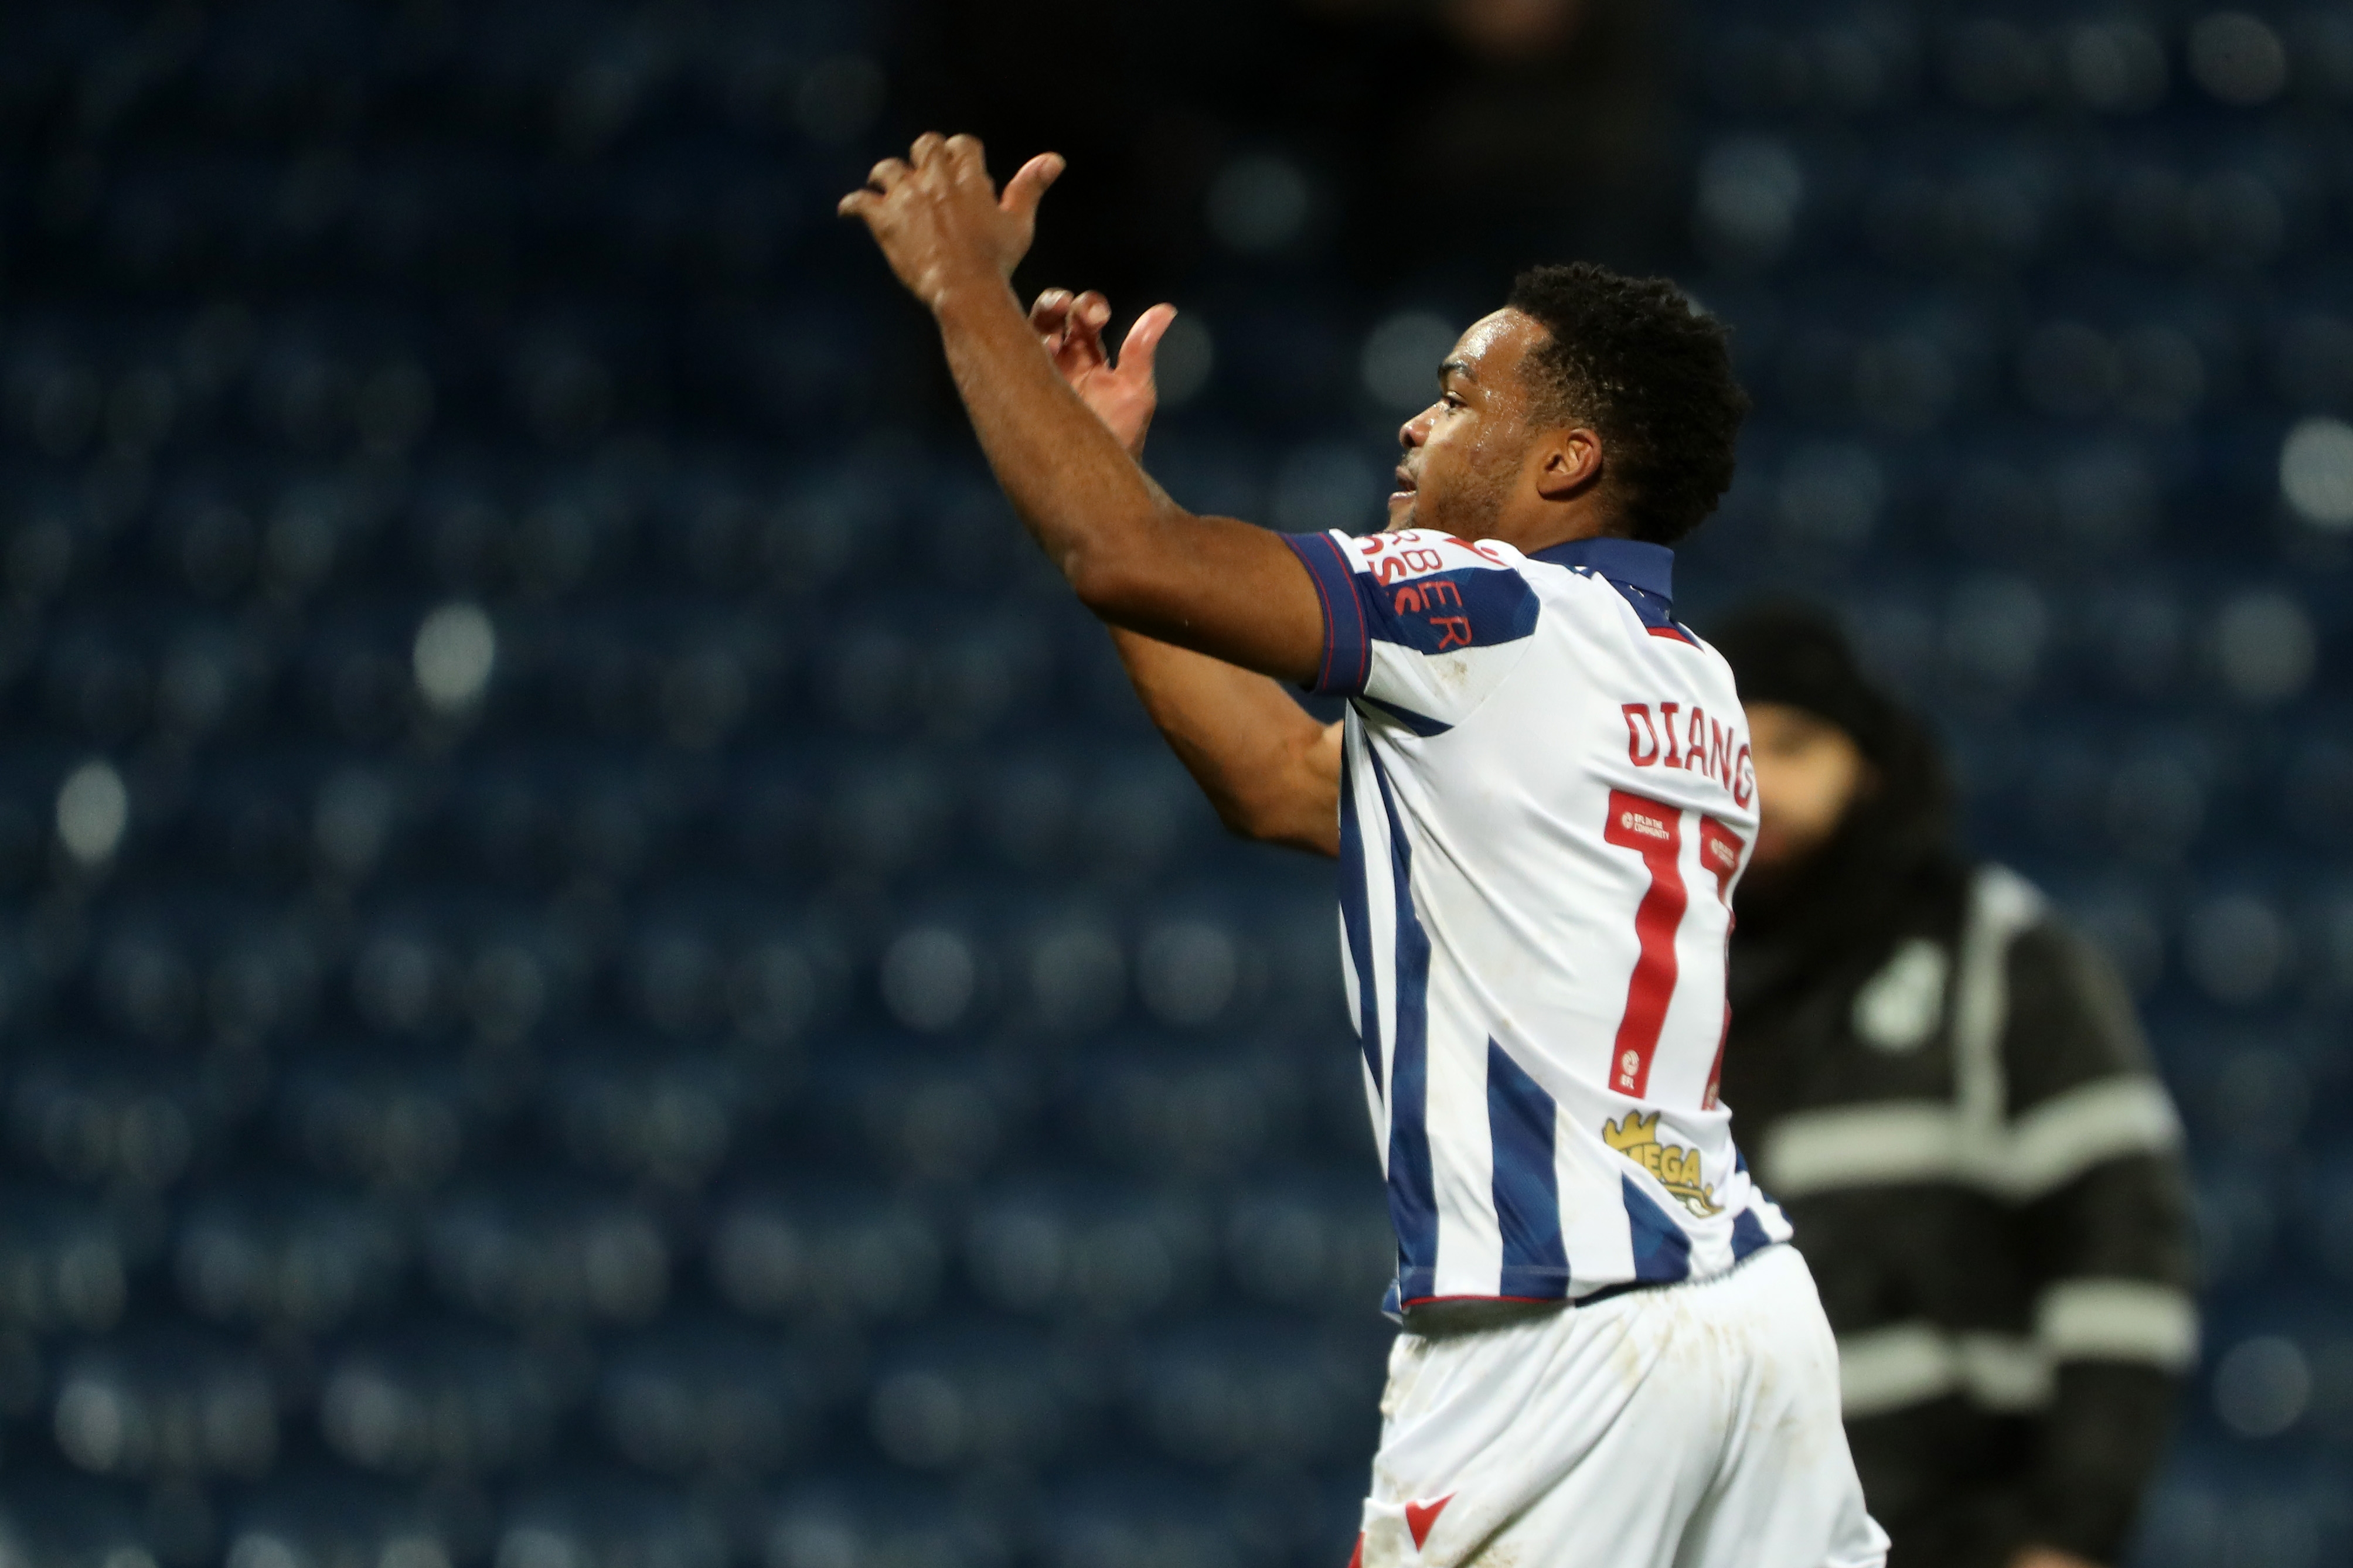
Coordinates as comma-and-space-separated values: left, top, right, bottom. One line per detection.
1695, 816, 1745, 1109
1698, 816, 1744, 905
1603, 796, 1747, 1101
1603, 790, 1687, 1098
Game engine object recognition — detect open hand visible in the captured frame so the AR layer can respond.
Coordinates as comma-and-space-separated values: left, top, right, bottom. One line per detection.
839, 134, 1062, 313
1030, 289, 1178, 459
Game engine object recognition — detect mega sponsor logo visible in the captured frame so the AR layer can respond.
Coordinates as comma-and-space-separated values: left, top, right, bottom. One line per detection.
1602, 1110, 1723, 1217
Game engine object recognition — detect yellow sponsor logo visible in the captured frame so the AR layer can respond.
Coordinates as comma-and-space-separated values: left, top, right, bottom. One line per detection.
1603, 1111, 1722, 1217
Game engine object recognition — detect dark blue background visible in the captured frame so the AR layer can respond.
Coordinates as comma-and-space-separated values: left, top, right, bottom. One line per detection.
0, 4, 2340, 1567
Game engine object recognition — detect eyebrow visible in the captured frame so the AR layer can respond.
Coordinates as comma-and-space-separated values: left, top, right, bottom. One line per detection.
1439, 359, 1475, 383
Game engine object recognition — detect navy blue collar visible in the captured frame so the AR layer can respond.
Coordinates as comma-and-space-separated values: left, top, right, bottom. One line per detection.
1527, 536, 1674, 604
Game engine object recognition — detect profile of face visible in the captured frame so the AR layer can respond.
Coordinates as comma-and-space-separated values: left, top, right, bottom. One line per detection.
1388, 309, 1549, 537
1743, 701, 1872, 885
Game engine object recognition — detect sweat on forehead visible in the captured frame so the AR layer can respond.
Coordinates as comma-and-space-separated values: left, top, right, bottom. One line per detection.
1442, 311, 1551, 398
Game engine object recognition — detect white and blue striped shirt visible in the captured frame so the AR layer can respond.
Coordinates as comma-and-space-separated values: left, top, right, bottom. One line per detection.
1283, 528, 1792, 1311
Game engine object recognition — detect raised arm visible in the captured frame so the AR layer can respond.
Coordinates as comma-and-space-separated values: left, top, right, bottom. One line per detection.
1108, 628, 1341, 855
838, 134, 1323, 684
1024, 286, 1342, 856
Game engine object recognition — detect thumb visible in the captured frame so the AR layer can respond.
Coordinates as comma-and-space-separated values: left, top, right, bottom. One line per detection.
1000, 152, 1065, 224
1116, 303, 1180, 380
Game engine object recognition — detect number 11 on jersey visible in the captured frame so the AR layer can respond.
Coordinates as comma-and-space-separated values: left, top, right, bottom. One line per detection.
1603, 790, 1745, 1099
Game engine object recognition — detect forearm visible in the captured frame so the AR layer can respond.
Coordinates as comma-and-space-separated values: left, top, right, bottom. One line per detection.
933, 281, 1175, 592
1109, 627, 1340, 855
930, 284, 1322, 680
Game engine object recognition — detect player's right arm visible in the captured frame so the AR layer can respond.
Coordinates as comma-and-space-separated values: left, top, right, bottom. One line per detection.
839, 137, 1326, 686
1030, 288, 1341, 858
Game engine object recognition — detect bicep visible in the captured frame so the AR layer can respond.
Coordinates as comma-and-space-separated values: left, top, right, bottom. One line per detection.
1283, 721, 1344, 857
1075, 511, 1326, 686
1207, 711, 1341, 858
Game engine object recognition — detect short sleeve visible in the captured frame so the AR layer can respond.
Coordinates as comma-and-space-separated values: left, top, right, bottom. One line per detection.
1282, 529, 1542, 732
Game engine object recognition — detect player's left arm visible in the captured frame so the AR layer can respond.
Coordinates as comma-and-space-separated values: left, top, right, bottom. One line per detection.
839, 134, 1323, 686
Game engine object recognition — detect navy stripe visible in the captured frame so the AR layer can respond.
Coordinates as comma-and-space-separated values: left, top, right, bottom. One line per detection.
1568, 565, 1687, 636
1356, 564, 1540, 655
1369, 751, 1438, 1300
1526, 536, 1674, 600
1621, 1174, 1693, 1286
1487, 1040, 1569, 1300
1730, 1206, 1773, 1263
1335, 742, 1381, 1095
1356, 693, 1453, 738
1282, 532, 1370, 696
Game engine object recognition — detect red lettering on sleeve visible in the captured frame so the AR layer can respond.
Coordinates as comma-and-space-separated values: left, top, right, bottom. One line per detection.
1431, 615, 1474, 649
1443, 535, 1508, 564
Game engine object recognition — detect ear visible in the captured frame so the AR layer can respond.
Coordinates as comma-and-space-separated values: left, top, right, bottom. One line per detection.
1532, 427, 1604, 502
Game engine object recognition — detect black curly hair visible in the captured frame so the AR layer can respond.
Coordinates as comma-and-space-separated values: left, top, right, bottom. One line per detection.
1504, 263, 1749, 546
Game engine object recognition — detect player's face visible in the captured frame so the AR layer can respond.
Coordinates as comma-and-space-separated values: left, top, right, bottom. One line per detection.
1388, 310, 1545, 536
1743, 702, 1873, 885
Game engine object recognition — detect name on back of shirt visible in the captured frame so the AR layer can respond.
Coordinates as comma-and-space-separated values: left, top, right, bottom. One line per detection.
1622, 701, 1754, 807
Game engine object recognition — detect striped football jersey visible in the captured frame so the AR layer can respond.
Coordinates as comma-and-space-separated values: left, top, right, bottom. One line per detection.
1282, 528, 1792, 1311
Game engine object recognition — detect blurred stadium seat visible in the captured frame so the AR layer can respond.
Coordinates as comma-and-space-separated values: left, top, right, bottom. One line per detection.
0, 2, 2341, 1564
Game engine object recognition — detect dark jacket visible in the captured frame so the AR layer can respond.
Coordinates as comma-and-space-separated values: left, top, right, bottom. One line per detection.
1722, 707, 2195, 1568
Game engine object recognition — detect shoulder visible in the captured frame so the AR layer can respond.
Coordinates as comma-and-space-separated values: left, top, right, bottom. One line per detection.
1966, 863, 2049, 952
1986, 882, 2162, 1109
2004, 915, 2144, 1048
1345, 529, 1526, 581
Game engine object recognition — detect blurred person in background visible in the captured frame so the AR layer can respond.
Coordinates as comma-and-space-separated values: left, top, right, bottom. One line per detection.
1712, 603, 2197, 1568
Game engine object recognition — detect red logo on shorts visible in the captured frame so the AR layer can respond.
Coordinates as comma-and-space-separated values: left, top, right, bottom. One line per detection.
1406, 1495, 1453, 1550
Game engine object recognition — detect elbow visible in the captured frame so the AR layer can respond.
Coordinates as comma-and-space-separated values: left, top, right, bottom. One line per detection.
1212, 794, 1340, 858
1211, 797, 1275, 844
1065, 549, 1155, 624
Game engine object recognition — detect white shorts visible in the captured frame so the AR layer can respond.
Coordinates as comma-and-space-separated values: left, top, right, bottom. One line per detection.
1353, 1245, 1889, 1568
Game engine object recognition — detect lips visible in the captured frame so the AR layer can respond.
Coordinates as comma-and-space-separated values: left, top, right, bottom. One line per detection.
1392, 468, 1418, 495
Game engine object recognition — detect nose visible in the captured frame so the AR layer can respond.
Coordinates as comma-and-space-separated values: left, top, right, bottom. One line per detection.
1399, 404, 1435, 451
